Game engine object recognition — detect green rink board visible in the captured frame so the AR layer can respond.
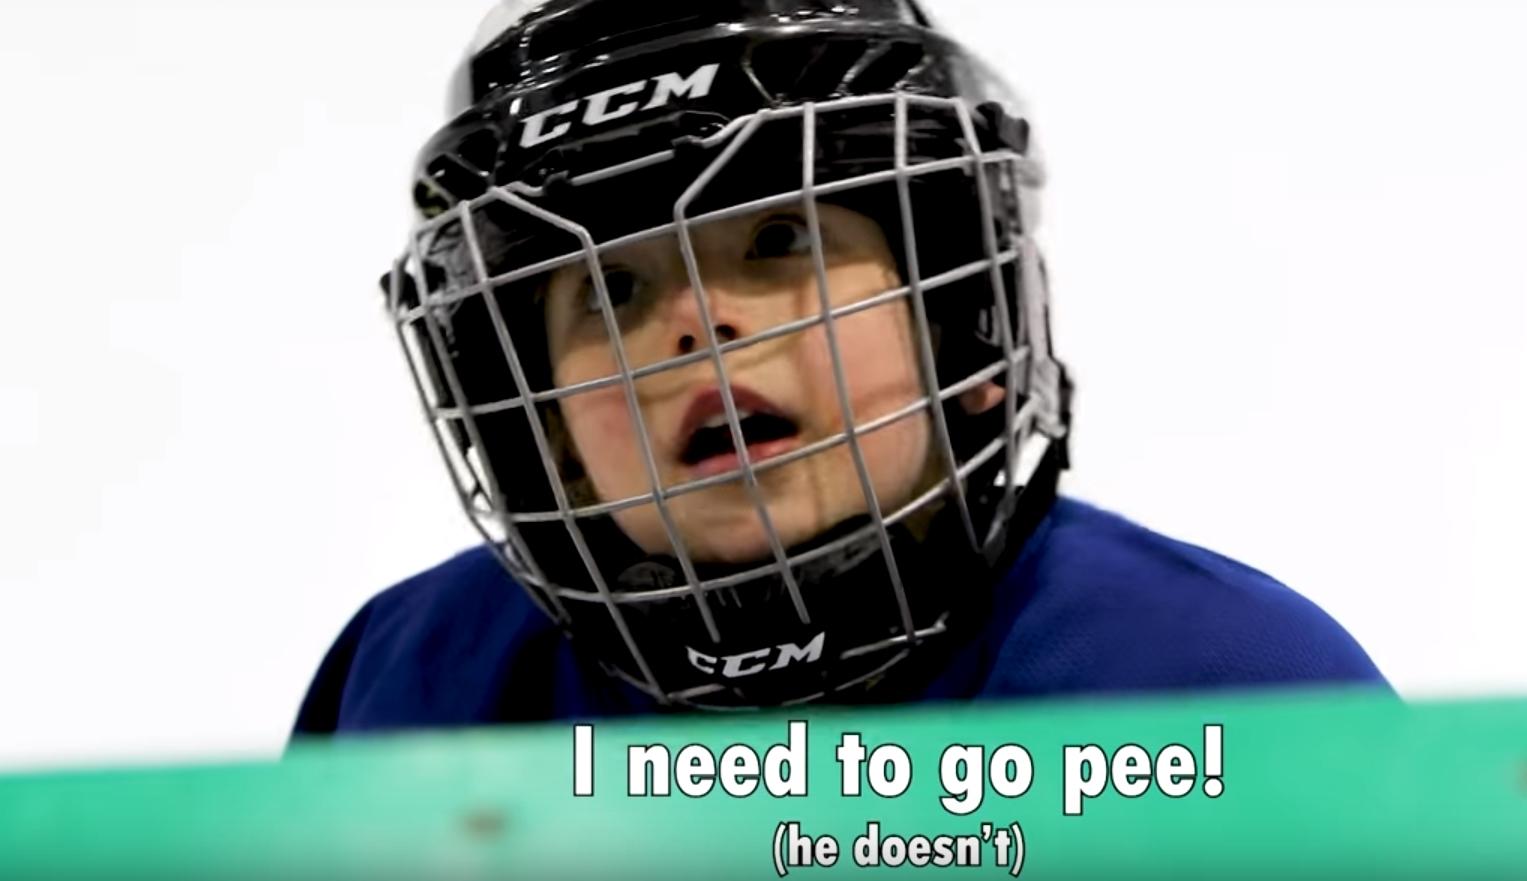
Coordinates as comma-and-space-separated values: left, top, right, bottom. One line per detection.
1, 689, 1524, 879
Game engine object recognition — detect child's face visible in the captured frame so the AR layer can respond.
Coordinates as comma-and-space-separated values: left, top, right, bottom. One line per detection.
542, 204, 939, 565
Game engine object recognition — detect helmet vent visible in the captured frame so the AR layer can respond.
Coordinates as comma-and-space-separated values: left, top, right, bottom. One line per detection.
454, 128, 504, 176
844, 40, 925, 93
425, 155, 490, 203
524, 0, 746, 62
748, 36, 869, 103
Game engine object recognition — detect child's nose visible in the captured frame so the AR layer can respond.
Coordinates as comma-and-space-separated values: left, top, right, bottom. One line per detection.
666, 280, 743, 357
677, 322, 739, 356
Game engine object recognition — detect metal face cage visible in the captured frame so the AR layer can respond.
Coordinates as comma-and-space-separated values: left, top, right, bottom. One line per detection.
387, 91, 1068, 709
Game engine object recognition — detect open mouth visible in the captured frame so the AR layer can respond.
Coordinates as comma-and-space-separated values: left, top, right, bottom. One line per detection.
682, 411, 799, 465
677, 388, 802, 478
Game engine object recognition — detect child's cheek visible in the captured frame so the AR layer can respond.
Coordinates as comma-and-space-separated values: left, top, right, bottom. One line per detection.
825, 303, 923, 418
799, 265, 919, 414
562, 386, 640, 493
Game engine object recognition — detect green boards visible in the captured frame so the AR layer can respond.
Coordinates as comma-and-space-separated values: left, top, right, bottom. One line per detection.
1, 689, 1523, 879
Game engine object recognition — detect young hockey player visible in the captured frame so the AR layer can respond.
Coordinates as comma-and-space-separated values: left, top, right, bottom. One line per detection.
295, 0, 1385, 732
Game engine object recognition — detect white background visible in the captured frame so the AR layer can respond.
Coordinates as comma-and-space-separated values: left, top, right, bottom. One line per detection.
0, 0, 1522, 771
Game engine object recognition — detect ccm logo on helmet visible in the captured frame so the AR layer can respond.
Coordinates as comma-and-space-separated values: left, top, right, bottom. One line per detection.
519, 63, 721, 149
687, 632, 826, 679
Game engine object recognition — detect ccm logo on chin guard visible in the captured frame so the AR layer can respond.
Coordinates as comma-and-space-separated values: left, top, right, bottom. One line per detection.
519, 63, 721, 149
687, 633, 827, 679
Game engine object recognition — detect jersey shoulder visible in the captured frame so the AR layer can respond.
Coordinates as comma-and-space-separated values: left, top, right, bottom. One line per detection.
291, 547, 588, 735
976, 498, 1389, 697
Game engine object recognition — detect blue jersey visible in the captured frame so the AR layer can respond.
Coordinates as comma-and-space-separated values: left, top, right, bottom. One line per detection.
292, 499, 1388, 734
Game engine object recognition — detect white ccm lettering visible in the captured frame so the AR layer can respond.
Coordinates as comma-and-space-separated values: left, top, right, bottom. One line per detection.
687, 633, 827, 680
519, 63, 721, 149
642, 63, 721, 110
583, 81, 647, 126
519, 99, 579, 149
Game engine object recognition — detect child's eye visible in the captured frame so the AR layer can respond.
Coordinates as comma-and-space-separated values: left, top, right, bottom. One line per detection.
582, 268, 644, 314
747, 216, 815, 260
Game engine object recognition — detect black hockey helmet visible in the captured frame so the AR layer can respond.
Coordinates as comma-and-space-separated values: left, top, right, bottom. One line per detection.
385, 0, 1073, 708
